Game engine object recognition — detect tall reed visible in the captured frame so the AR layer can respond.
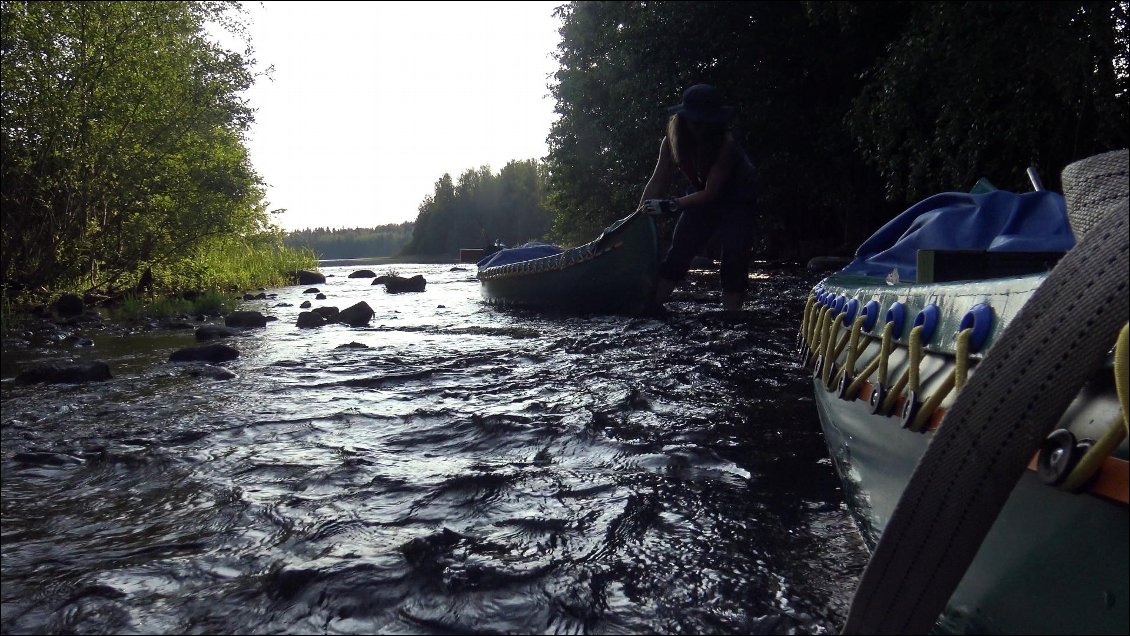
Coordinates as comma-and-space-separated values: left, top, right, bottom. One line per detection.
109, 291, 235, 322
156, 232, 318, 293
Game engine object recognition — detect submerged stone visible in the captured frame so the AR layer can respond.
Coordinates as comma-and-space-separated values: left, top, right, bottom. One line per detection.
15, 360, 112, 385
224, 311, 269, 329
196, 325, 241, 341
169, 343, 239, 363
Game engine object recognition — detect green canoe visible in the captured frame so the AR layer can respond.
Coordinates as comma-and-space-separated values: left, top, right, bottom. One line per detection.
801, 270, 1127, 634
800, 149, 1129, 634
477, 211, 660, 314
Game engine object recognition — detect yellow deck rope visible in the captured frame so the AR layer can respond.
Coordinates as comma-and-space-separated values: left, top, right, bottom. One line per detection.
806, 305, 822, 366
908, 328, 973, 432
822, 311, 846, 388
843, 321, 896, 408
800, 293, 816, 349
1062, 414, 1128, 492
846, 345, 883, 401
808, 305, 831, 366
832, 315, 869, 394
826, 315, 853, 390
881, 368, 910, 416
810, 301, 827, 349
907, 325, 924, 393
832, 316, 859, 365
877, 322, 894, 387
845, 315, 868, 376
1115, 322, 1129, 433
814, 304, 830, 357
882, 326, 923, 416
1061, 322, 1130, 492
954, 326, 972, 390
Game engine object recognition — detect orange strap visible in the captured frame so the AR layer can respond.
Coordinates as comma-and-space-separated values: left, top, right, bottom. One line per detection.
1026, 454, 1129, 505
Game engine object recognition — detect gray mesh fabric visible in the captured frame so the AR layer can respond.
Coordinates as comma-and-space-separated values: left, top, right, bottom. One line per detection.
1061, 148, 1129, 239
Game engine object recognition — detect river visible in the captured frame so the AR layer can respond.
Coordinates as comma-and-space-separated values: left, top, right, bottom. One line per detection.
0, 263, 868, 635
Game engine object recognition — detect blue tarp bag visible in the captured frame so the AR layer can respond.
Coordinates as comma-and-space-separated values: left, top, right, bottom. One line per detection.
476, 242, 564, 269
839, 189, 1075, 282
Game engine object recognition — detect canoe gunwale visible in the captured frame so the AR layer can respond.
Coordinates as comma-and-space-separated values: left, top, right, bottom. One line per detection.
477, 211, 652, 282
476, 212, 660, 314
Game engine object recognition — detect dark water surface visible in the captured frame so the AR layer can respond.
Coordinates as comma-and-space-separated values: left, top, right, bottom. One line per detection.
1, 264, 868, 635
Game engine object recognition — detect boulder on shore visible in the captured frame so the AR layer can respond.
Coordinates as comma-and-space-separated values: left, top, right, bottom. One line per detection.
54, 293, 84, 317
296, 270, 326, 285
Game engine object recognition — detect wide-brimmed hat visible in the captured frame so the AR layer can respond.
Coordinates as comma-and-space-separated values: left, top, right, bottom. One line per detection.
667, 84, 735, 123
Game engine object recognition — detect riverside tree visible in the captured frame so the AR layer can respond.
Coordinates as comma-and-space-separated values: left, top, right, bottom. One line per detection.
544, 1, 1128, 258
1, 0, 302, 297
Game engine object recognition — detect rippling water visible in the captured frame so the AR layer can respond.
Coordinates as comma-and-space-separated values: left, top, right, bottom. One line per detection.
1, 263, 867, 635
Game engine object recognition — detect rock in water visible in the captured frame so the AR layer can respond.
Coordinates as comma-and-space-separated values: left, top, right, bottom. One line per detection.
169, 344, 239, 363
338, 302, 374, 326
15, 361, 112, 384
296, 311, 326, 328
195, 325, 241, 341
224, 311, 269, 329
385, 275, 427, 294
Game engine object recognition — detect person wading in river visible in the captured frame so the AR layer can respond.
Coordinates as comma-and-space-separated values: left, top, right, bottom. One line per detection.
637, 84, 758, 312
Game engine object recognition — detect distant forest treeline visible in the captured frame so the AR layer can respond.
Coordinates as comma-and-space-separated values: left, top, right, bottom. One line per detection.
287, 158, 552, 260
284, 222, 414, 260
404, 159, 553, 257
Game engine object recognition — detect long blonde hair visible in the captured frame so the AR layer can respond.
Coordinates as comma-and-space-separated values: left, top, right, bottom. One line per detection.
667, 113, 727, 185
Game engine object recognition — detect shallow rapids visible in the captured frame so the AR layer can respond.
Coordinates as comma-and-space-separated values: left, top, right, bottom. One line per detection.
1, 264, 867, 635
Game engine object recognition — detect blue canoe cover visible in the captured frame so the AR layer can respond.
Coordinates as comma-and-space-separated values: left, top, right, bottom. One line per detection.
476, 242, 564, 269
840, 190, 1075, 281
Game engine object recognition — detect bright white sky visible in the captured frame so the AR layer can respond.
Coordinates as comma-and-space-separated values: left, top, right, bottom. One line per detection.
224, 1, 564, 231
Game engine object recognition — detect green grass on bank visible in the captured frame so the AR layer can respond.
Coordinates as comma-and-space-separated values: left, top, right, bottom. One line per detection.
1, 236, 317, 336
108, 291, 234, 322
157, 234, 318, 293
